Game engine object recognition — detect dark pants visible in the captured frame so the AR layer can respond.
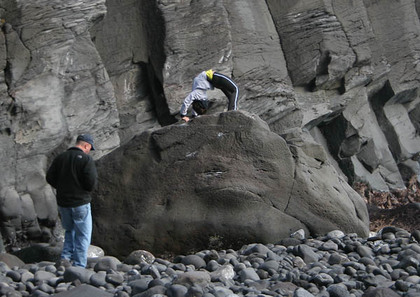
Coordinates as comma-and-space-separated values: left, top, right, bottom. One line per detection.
211, 72, 239, 111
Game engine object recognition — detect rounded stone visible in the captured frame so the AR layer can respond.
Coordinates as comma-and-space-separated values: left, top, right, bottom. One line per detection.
327, 230, 346, 239
124, 250, 155, 265
167, 284, 188, 297
328, 253, 345, 265
206, 260, 220, 272
293, 287, 316, 297
106, 271, 125, 286
63, 266, 95, 283
395, 280, 410, 292
382, 232, 396, 241
94, 256, 121, 272
327, 284, 350, 297
90, 271, 107, 287
34, 271, 56, 282
411, 230, 420, 242
6, 270, 21, 282
356, 246, 373, 258
239, 268, 260, 282
181, 255, 206, 270
312, 273, 334, 286
320, 240, 339, 251
129, 277, 153, 295
405, 275, 420, 284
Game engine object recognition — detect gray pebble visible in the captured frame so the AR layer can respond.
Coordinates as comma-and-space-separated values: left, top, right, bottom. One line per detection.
320, 240, 339, 251
362, 287, 400, 297
327, 230, 346, 239
47, 276, 63, 287
168, 284, 188, 297
328, 253, 346, 265
395, 279, 410, 292
106, 271, 124, 286
172, 263, 187, 271
356, 245, 373, 258
94, 256, 121, 272
30, 290, 50, 297
396, 230, 411, 238
187, 284, 204, 297
90, 271, 107, 287
294, 245, 319, 264
6, 290, 23, 297
36, 283, 55, 294
139, 285, 167, 297
115, 291, 130, 297
242, 243, 271, 256
238, 267, 260, 282
327, 283, 350, 297
206, 260, 220, 272
6, 270, 21, 282
147, 265, 161, 279
382, 232, 396, 241
63, 266, 95, 283
405, 274, 420, 284
293, 287, 315, 297
411, 230, 420, 242
174, 271, 211, 287
209, 286, 235, 297
312, 272, 334, 286
181, 255, 206, 270
129, 277, 153, 295
0, 283, 14, 295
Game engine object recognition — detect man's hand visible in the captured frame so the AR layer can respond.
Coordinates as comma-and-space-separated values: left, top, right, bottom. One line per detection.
182, 116, 190, 122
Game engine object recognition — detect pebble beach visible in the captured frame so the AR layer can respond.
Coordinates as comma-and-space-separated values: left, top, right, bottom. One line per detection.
0, 226, 419, 297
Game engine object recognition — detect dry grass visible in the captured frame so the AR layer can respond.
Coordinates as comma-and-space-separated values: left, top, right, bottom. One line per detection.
353, 175, 420, 233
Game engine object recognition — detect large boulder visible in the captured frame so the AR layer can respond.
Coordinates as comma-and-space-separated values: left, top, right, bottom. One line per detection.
92, 111, 369, 257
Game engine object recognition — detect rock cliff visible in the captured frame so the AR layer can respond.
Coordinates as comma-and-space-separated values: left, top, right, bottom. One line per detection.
0, 0, 419, 253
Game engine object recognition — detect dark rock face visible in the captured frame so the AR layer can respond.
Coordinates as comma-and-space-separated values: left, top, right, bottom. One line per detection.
0, 0, 419, 253
92, 111, 368, 257
0, 0, 120, 249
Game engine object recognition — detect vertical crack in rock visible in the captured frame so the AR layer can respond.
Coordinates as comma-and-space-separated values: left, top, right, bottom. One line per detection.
284, 151, 298, 213
142, 1, 176, 126
145, 61, 176, 127
90, 0, 175, 144
318, 114, 357, 185
408, 104, 420, 135
368, 81, 401, 162
264, 0, 289, 76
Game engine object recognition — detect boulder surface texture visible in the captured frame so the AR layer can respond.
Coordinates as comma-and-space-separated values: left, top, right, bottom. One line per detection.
0, 0, 419, 254
93, 111, 368, 257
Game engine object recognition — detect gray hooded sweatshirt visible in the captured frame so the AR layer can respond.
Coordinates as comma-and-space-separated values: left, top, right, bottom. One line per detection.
180, 71, 214, 116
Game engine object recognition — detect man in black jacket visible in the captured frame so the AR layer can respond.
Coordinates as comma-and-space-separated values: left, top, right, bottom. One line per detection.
46, 134, 97, 267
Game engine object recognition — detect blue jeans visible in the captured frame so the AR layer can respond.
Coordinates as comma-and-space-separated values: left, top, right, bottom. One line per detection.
59, 203, 92, 267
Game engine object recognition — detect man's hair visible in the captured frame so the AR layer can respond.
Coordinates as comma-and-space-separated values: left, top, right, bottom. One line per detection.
192, 100, 208, 115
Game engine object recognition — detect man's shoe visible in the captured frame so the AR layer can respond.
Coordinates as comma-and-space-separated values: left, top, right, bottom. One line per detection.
55, 258, 72, 268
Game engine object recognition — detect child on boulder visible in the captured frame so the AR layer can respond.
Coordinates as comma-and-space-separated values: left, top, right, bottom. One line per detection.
180, 69, 239, 122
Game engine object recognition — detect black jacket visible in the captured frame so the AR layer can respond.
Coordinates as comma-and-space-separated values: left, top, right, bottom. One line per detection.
46, 147, 97, 207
